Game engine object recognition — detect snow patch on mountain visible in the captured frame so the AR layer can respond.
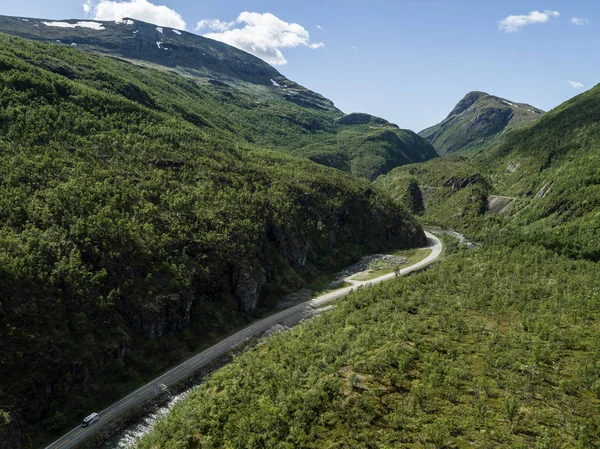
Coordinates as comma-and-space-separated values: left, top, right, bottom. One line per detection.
42, 21, 105, 30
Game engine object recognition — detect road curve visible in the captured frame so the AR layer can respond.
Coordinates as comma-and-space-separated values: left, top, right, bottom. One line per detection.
43, 231, 442, 449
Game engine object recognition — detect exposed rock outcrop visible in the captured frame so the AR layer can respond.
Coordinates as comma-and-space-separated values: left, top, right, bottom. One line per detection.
536, 181, 553, 199
123, 293, 194, 339
443, 174, 486, 191
488, 195, 517, 215
232, 260, 267, 314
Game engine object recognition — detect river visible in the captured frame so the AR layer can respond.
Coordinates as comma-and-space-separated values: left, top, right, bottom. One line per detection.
102, 390, 190, 448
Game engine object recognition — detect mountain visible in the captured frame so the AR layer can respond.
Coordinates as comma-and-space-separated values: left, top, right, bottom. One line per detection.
419, 91, 544, 155
374, 156, 491, 230
381, 82, 600, 260
0, 14, 333, 109
0, 29, 428, 448
138, 87, 600, 449
0, 14, 438, 180
475, 83, 600, 260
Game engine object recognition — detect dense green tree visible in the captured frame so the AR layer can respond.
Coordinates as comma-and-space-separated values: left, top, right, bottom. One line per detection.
0, 34, 425, 446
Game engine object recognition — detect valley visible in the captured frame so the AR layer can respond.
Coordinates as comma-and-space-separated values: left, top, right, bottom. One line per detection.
44, 233, 442, 449
0, 5, 599, 449
0, 22, 431, 448
135, 80, 600, 448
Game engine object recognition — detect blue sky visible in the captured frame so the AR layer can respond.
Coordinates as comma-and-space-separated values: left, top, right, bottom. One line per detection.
1, 0, 598, 131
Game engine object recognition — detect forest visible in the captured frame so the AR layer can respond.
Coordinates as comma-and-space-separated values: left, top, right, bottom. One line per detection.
2, 21, 600, 449
0, 33, 425, 447
138, 235, 600, 449
137, 83, 600, 447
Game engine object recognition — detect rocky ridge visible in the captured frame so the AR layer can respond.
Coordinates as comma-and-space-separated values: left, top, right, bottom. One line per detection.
420, 91, 544, 155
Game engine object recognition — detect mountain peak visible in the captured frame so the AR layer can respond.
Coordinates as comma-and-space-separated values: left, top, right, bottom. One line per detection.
447, 91, 489, 117
420, 91, 544, 155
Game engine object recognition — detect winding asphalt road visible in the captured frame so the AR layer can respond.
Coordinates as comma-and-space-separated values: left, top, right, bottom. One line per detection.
43, 231, 442, 449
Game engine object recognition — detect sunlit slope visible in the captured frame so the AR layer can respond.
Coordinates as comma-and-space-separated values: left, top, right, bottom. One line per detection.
420, 91, 543, 155
474, 83, 600, 260
137, 241, 600, 449
0, 15, 437, 179
136, 86, 600, 449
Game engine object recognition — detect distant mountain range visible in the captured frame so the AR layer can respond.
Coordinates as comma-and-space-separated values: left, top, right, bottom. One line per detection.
420, 91, 544, 155
0, 14, 438, 180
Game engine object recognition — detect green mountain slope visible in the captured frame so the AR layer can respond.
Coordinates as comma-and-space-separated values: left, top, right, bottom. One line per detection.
381, 84, 600, 259
420, 91, 544, 155
375, 157, 491, 230
138, 242, 600, 449
0, 33, 426, 448
474, 83, 600, 261
0, 15, 438, 180
138, 84, 600, 449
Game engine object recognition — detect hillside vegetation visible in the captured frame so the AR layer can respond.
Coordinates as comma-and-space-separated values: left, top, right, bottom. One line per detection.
375, 157, 491, 231
420, 91, 543, 155
475, 83, 600, 261
0, 34, 425, 447
138, 239, 600, 449
0, 15, 438, 180
407, 82, 600, 259
138, 87, 600, 448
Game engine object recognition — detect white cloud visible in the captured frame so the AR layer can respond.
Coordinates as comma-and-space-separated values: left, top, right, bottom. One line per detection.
316, 24, 323, 30
196, 19, 235, 32
571, 17, 589, 26
84, 0, 186, 30
201, 12, 324, 65
569, 81, 584, 89
498, 10, 560, 32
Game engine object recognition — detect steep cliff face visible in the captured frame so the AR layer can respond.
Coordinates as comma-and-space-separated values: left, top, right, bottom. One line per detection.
123, 293, 194, 339
231, 260, 267, 314
228, 196, 425, 315
420, 91, 544, 155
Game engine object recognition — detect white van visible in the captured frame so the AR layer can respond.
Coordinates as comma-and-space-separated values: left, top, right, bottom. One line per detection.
81, 412, 99, 427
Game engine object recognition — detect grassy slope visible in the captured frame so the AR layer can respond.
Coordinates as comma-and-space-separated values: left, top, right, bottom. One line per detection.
0, 34, 426, 447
